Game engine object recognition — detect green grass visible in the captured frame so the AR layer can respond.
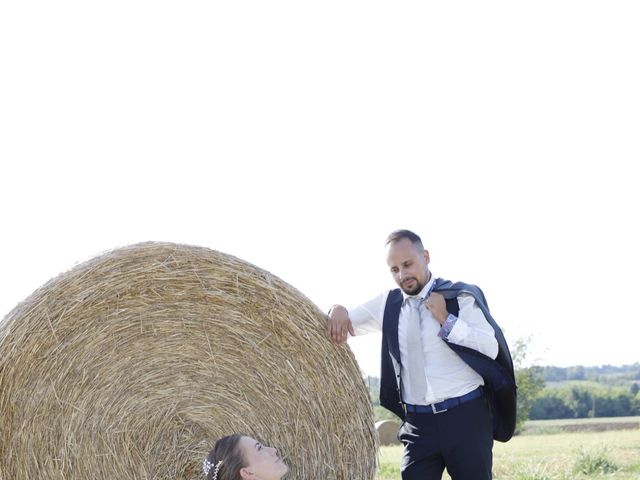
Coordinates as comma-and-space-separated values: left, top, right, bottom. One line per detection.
376, 428, 640, 480
573, 446, 618, 475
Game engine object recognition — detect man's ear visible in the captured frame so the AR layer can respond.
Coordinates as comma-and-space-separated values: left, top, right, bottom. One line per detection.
423, 249, 430, 264
239, 467, 254, 480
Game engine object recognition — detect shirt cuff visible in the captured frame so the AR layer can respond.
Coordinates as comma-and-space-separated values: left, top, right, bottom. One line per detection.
438, 314, 458, 339
441, 314, 473, 343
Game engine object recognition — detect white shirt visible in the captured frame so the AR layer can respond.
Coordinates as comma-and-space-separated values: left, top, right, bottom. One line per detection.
348, 275, 499, 405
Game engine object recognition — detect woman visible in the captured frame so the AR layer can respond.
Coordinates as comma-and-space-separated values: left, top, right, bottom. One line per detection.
203, 434, 289, 480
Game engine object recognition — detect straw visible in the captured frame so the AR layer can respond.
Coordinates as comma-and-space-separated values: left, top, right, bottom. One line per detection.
375, 420, 401, 446
0, 242, 376, 479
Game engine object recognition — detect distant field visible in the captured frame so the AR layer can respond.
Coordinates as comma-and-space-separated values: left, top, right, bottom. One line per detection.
524, 416, 640, 434
376, 420, 640, 480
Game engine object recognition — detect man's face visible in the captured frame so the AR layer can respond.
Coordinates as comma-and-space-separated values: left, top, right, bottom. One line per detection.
386, 238, 430, 295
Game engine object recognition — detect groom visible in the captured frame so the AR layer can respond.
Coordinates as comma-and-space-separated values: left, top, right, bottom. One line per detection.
326, 229, 515, 479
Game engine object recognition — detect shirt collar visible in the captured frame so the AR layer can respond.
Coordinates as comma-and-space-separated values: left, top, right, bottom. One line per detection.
401, 273, 435, 304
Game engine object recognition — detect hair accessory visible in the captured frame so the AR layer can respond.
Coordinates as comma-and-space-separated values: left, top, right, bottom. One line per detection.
203, 459, 223, 479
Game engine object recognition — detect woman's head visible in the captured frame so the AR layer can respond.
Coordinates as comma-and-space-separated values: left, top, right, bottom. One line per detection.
204, 434, 288, 480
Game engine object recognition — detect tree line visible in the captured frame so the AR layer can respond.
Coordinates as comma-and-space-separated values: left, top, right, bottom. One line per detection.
529, 363, 640, 419
540, 363, 640, 384
530, 383, 640, 419
365, 357, 640, 427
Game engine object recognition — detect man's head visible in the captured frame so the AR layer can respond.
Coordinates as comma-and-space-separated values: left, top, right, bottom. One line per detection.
385, 229, 431, 295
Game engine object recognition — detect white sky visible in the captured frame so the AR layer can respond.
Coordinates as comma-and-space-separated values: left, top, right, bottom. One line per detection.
1, 1, 638, 376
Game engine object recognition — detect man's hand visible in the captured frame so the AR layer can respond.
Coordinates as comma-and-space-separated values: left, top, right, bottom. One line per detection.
326, 305, 355, 344
425, 292, 448, 325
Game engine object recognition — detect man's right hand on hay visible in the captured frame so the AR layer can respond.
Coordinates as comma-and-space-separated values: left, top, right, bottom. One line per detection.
327, 305, 355, 344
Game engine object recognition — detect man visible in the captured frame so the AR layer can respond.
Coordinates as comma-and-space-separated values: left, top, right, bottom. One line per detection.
327, 229, 515, 480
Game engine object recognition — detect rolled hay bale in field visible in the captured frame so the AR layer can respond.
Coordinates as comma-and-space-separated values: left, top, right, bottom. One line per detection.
0, 242, 376, 480
375, 420, 401, 446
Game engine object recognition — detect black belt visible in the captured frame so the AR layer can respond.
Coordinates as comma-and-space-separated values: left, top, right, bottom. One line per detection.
404, 387, 483, 414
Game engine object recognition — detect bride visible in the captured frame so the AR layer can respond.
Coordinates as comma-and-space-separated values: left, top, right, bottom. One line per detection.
203, 434, 289, 480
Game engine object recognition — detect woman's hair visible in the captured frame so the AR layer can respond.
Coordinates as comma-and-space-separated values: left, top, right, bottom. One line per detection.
203, 434, 247, 480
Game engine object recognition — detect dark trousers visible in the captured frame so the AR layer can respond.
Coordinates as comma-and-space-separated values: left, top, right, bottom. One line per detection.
398, 396, 493, 480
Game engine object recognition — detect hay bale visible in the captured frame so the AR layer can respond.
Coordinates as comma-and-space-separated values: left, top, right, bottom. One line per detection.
375, 420, 401, 446
0, 242, 376, 479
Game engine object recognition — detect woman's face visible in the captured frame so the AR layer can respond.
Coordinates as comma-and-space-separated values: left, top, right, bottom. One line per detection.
238, 436, 288, 480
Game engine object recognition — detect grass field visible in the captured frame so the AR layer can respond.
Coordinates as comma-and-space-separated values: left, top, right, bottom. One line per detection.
376, 419, 640, 479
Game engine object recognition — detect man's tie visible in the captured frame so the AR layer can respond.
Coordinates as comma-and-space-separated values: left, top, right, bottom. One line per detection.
406, 296, 428, 401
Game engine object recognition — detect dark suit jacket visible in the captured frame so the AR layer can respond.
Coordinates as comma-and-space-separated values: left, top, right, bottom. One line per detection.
379, 277, 517, 442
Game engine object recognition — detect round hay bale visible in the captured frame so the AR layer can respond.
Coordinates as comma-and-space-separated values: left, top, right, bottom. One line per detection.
0, 242, 376, 479
375, 420, 401, 446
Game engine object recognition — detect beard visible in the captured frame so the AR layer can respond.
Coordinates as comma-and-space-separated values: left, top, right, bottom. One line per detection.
400, 277, 423, 296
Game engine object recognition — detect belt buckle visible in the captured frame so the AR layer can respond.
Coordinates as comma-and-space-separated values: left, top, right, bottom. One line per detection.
431, 403, 448, 414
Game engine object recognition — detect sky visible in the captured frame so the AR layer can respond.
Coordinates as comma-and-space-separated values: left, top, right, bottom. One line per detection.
1, 1, 638, 377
